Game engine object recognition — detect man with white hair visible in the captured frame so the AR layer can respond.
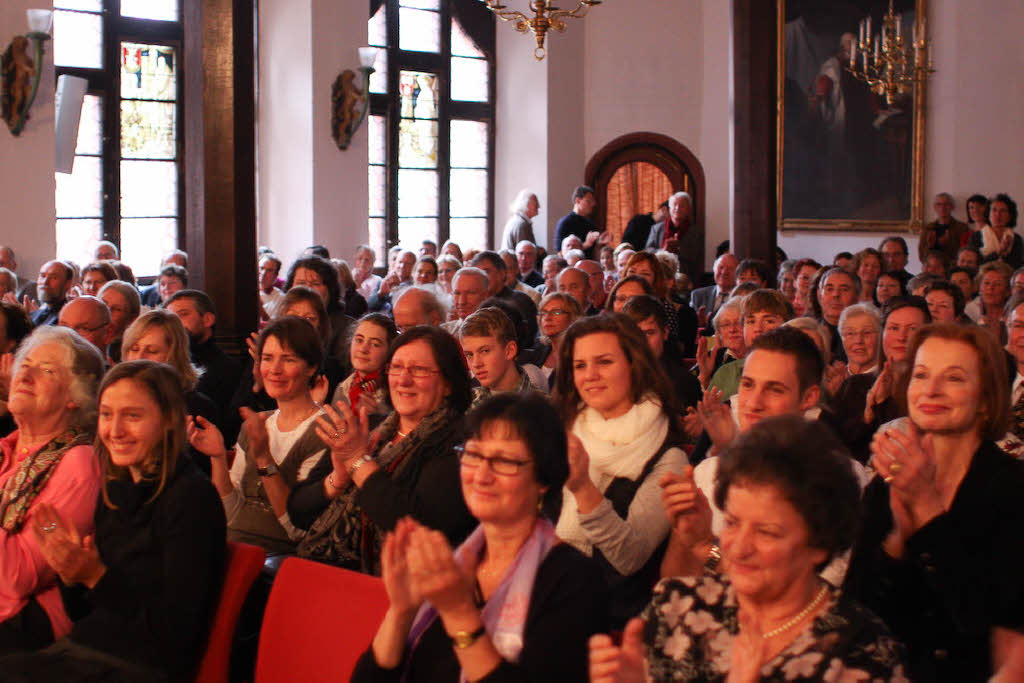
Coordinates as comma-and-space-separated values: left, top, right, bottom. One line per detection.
94, 240, 119, 261
646, 191, 702, 278
690, 253, 738, 318
442, 267, 490, 335
501, 189, 539, 251
560, 234, 583, 257
515, 240, 544, 288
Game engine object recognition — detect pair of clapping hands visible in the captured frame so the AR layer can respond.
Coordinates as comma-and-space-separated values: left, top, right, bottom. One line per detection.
382, 517, 475, 617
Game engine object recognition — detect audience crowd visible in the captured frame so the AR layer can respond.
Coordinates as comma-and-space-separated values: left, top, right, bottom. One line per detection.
0, 187, 1022, 681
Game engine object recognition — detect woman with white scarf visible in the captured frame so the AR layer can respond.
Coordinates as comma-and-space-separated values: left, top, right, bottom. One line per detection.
552, 313, 687, 627
969, 193, 1022, 270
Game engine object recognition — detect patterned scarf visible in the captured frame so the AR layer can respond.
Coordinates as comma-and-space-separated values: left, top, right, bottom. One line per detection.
297, 404, 460, 574
0, 427, 90, 533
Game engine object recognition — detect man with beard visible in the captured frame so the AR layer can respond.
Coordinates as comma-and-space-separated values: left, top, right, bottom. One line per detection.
165, 289, 241, 408
30, 260, 73, 326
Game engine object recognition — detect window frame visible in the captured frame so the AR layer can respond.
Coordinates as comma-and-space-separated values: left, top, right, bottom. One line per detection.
54, 1, 186, 269
368, 0, 496, 263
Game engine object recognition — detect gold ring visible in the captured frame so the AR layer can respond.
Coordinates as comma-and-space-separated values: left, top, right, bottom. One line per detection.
883, 475, 894, 483
890, 462, 902, 474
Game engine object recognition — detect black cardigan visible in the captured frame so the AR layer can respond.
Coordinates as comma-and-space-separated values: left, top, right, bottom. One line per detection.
288, 415, 475, 550
351, 543, 607, 683
843, 441, 1024, 682
63, 460, 227, 680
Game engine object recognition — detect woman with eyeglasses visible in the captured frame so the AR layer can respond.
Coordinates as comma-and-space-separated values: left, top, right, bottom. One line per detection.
522, 292, 583, 384
352, 392, 606, 682
289, 326, 476, 573
553, 313, 686, 628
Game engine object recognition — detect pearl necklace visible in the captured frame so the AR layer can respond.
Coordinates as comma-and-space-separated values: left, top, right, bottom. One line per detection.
759, 584, 829, 640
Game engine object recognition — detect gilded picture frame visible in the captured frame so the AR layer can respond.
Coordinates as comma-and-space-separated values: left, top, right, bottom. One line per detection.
776, 0, 927, 233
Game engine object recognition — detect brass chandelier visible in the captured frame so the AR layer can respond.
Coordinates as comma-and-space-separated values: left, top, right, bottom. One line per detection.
847, 0, 933, 106
478, 0, 602, 61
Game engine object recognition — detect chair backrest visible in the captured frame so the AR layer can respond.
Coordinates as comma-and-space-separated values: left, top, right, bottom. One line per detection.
255, 557, 390, 682
194, 541, 266, 683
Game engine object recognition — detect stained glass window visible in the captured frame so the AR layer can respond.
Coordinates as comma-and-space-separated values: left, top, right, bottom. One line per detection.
369, 1, 493, 253
121, 101, 177, 158
121, 44, 177, 100
54, 2, 183, 277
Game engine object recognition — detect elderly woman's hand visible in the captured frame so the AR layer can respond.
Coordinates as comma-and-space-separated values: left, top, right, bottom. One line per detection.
187, 415, 228, 460
315, 400, 371, 469
31, 503, 105, 588
405, 522, 475, 617
589, 619, 647, 683
728, 609, 770, 683
381, 517, 423, 615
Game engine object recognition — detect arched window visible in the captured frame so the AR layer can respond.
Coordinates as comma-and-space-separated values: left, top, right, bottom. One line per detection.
585, 133, 706, 260
367, 0, 495, 265
53, 0, 184, 275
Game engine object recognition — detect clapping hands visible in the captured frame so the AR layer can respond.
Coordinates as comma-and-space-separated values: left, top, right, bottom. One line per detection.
31, 503, 106, 588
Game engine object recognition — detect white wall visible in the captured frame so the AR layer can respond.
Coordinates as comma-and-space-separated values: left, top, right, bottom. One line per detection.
0, 1, 56, 278
256, 0, 315, 265
310, 0, 370, 262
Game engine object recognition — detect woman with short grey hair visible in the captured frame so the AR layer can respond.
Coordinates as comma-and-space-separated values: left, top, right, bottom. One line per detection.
0, 326, 105, 652
838, 303, 882, 375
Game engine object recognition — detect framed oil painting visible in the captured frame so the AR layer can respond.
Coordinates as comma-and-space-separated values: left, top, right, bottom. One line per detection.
777, 0, 927, 232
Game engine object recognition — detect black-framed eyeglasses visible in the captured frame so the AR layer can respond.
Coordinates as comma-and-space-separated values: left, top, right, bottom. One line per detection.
454, 445, 533, 476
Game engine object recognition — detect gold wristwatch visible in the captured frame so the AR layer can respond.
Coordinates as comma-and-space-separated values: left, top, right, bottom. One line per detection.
449, 625, 486, 649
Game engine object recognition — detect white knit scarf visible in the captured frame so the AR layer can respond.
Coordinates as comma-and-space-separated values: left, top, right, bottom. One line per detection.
980, 224, 1014, 258
555, 396, 669, 554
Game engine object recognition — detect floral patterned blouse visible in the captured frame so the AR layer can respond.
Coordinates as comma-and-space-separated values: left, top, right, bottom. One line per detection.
642, 573, 909, 682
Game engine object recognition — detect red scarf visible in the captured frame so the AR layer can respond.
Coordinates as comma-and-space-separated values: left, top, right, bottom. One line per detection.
661, 216, 691, 248
348, 370, 381, 411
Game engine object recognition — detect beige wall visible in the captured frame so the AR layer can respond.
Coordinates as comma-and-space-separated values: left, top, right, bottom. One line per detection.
0, 1, 56, 279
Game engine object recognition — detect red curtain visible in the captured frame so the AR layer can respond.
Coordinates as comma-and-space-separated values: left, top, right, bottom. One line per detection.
605, 162, 674, 246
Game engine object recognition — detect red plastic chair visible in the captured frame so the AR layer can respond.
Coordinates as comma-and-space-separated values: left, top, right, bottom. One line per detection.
194, 541, 266, 683
255, 557, 390, 683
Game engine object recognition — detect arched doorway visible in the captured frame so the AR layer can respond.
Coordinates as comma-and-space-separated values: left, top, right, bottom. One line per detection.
585, 132, 706, 270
